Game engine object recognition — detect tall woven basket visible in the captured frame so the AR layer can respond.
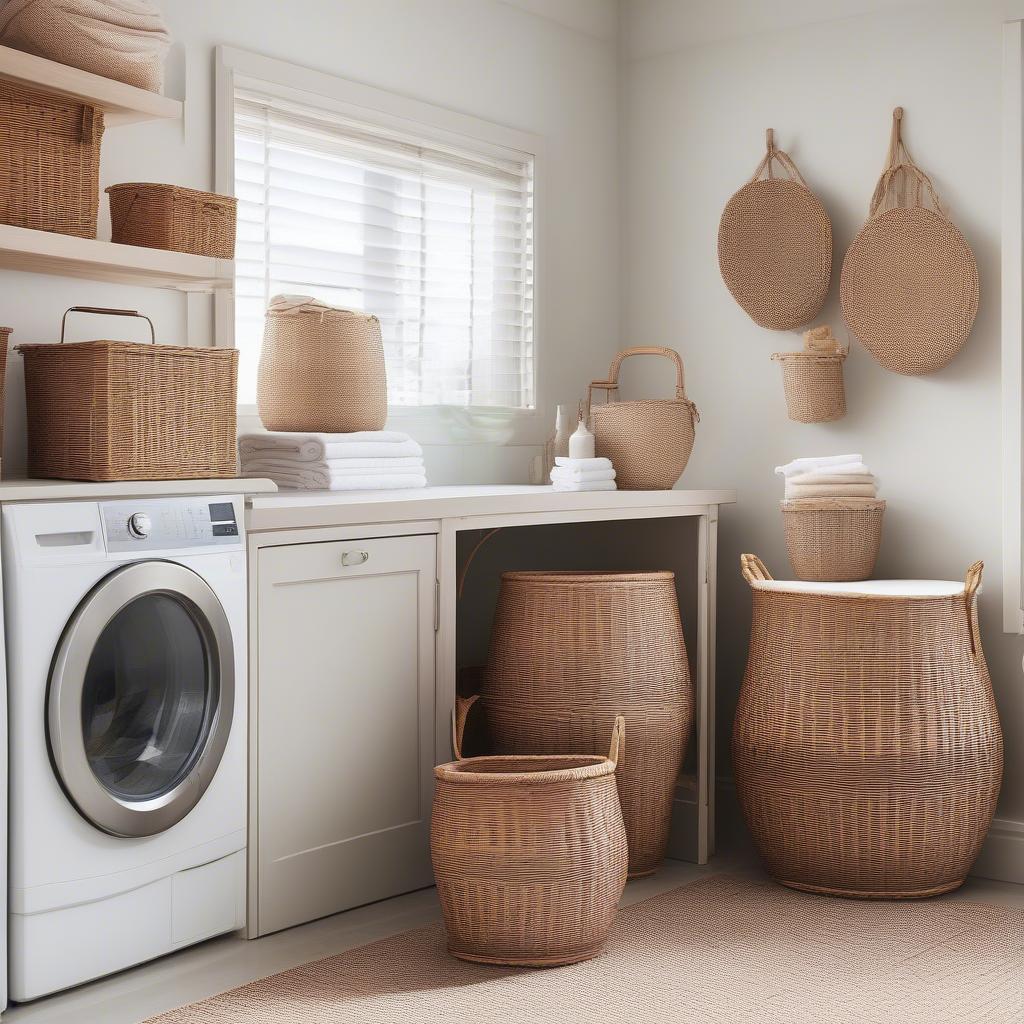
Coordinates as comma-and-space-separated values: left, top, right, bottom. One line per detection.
432, 701, 628, 966
733, 555, 1002, 899
782, 497, 885, 581
481, 570, 693, 877
588, 347, 699, 490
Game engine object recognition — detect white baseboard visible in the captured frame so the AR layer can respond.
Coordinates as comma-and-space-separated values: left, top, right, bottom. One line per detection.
971, 818, 1024, 885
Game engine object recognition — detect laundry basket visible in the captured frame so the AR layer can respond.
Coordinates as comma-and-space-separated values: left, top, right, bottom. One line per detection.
781, 497, 885, 581
432, 700, 628, 966
733, 554, 1002, 898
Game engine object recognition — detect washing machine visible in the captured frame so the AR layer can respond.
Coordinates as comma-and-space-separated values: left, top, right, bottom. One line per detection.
3, 495, 248, 1001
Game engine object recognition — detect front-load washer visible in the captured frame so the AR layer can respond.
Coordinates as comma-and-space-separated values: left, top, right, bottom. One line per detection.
2, 495, 247, 1001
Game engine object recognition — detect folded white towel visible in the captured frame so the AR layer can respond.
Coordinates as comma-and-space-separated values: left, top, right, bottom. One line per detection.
551, 467, 616, 483
242, 457, 425, 477
552, 479, 618, 493
787, 467, 872, 484
555, 456, 614, 471
239, 431, 423, 462
775, 454, 864, 478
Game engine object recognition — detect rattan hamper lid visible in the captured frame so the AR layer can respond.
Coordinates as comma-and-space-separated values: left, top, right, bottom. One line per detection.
718, 129, 832, 331
780, 497, 885, 512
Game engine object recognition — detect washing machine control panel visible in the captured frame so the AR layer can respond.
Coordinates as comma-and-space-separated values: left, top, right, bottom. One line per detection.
102, 497, 242, 553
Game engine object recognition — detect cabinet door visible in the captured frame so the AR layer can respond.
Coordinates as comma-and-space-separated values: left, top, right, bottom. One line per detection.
255, 534, 436, 936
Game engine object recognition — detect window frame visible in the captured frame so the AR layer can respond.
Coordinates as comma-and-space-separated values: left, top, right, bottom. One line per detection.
214, 46, 545, 444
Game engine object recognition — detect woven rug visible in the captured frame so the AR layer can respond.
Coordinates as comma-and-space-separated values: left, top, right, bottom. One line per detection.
147, 874, 1024, 1024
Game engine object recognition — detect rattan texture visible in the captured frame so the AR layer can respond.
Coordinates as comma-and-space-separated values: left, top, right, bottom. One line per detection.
718, 130, 832, 331
588, 346, 699, 490
0, 81, 103, 238
771, 351, 847, 423
107, 183, 237, 259
841, 108, 978, 375
733, 554, 1002, 899
257, 299, 387, 433
781, 497, 885, 581
431, 706, 628, 966
481, 571, 693, 877
19, 315, 238, 481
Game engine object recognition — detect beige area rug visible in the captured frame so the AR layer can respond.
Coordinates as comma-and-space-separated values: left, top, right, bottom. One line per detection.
147, 874, 1024, 1024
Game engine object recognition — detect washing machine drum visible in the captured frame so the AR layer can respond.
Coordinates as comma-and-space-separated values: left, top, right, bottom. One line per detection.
47, 561, 235, 838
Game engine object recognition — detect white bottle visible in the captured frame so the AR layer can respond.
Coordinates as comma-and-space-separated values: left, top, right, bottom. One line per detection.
569, 411, 596, 460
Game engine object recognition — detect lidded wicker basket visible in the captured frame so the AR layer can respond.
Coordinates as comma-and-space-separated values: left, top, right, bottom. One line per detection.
718, 129, 832, 331
781, 497, 885, 582
432, 700, 628, 966
841, 108, 978, 375
733, 554, 1001, 899
587, 346, 699, 490
258, 295, 387, 433
771, 326, 847, 424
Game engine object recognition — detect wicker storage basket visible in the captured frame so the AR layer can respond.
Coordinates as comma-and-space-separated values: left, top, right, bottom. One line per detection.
18, 306, 238, 481
841, 109, 978, 375
432, 700, 628, 966
588, 346, 699, 490
107, 184, 237, 259
733, 554, 1002, 899
771, 327, 847, 423
482, 570, 693, 877
781, 497, 885, 582
0, 0, 171, 93
258, 295, 387, 433
718, 129, 832, 331
0, 81, 103, 237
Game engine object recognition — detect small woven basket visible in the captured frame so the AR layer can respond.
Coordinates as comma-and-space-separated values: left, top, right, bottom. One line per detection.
772, 326, 847, 423
107, 184, 237, 259
432, 699, 628, 966
0, 81, 103, 237
18, 307, 238, 481
781, 497, 885, 582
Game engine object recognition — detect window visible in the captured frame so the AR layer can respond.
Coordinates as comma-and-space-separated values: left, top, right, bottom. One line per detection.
227, 71, 535, 412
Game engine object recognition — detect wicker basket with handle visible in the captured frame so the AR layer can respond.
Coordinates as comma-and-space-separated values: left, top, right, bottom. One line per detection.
107, 184, 237, 259
18, 306, 237, 481
587, 346, 699, 490
432, 697, 628, 966
733, 554, 1001, 898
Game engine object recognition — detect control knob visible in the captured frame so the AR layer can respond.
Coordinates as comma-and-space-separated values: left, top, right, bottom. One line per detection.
127, 512, 152, 539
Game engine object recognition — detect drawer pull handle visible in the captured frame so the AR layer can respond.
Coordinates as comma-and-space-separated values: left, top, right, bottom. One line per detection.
342, 550, 369, 566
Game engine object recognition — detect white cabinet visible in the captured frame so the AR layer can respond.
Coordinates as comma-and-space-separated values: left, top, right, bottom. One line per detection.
251, 533, 437, 937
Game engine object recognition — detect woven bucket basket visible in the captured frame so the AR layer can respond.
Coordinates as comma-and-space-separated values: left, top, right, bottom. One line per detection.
733, 554, 1002, 899
18, 306, 237, 481
481, 570, 693, 877
781, 497, 885, 582
841, 108, 978, 375
432, 701, 628, 966
772, 327, 847, 423
588, 346, 699, 490
718, 129, 832, 331
258, 295, 387, 433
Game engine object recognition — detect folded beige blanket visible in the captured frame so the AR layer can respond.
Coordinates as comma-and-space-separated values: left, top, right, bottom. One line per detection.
786, 482, 878, 498
787, 472, 876, 487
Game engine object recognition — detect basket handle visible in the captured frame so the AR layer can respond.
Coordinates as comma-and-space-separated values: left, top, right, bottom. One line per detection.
450, 693, 480, 760
963, 560, 984, 659
60, 307, 155, 345
607, 715, 626, 770
588, 346, 690, 414
740, 553, 773, 584
749, 128, 809, 187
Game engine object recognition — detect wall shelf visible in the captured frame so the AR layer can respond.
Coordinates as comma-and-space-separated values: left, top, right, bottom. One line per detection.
0, 44, 181, 126
0, 224, 232, 292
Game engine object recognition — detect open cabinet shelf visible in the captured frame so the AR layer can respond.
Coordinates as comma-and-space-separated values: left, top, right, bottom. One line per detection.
0, 44, 181, 126
0, 223, 233, 292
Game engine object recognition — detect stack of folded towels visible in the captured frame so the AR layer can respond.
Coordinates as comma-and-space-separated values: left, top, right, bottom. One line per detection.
239, 431, 427, 491
774, 452, 879, 499
550, 456, 617, 492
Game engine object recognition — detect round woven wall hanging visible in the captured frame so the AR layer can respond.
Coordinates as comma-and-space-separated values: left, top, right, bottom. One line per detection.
718, 129, 832, 331
840, 108, 978, 376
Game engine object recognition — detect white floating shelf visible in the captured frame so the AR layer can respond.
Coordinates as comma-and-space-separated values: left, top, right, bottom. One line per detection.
0, 45, 181, 126
0, 224, 232, 292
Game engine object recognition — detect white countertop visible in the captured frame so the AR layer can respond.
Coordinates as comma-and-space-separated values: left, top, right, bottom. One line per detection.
246, 484, 736, 532
0, 477, 278, 503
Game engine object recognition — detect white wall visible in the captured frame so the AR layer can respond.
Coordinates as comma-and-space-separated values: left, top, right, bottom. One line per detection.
0, 0, 621, 483
619, 0, 1024, 830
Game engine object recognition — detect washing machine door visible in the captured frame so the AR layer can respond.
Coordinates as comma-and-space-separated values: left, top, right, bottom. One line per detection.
48, 560, 235, 838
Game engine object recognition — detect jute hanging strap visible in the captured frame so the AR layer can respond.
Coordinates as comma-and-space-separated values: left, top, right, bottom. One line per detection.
840, 107, 978, 375
718, 129, 832, 331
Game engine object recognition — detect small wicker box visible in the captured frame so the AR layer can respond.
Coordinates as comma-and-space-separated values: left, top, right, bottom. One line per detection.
781, 497, 885, 582
18, 307, 238, 482
107, 183, 237, 259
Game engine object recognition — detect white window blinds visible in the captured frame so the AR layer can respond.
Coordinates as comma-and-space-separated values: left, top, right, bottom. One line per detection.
233, 88, 535, 409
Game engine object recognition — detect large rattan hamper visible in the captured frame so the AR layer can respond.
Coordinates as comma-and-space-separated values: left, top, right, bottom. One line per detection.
733, 554, 1002, 899
432, 700, 628, 966
482, 570, 693, 877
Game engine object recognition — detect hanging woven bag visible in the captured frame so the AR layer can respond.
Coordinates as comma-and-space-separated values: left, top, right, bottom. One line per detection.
841, 108, 978, 375
718, 129, 832, 331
